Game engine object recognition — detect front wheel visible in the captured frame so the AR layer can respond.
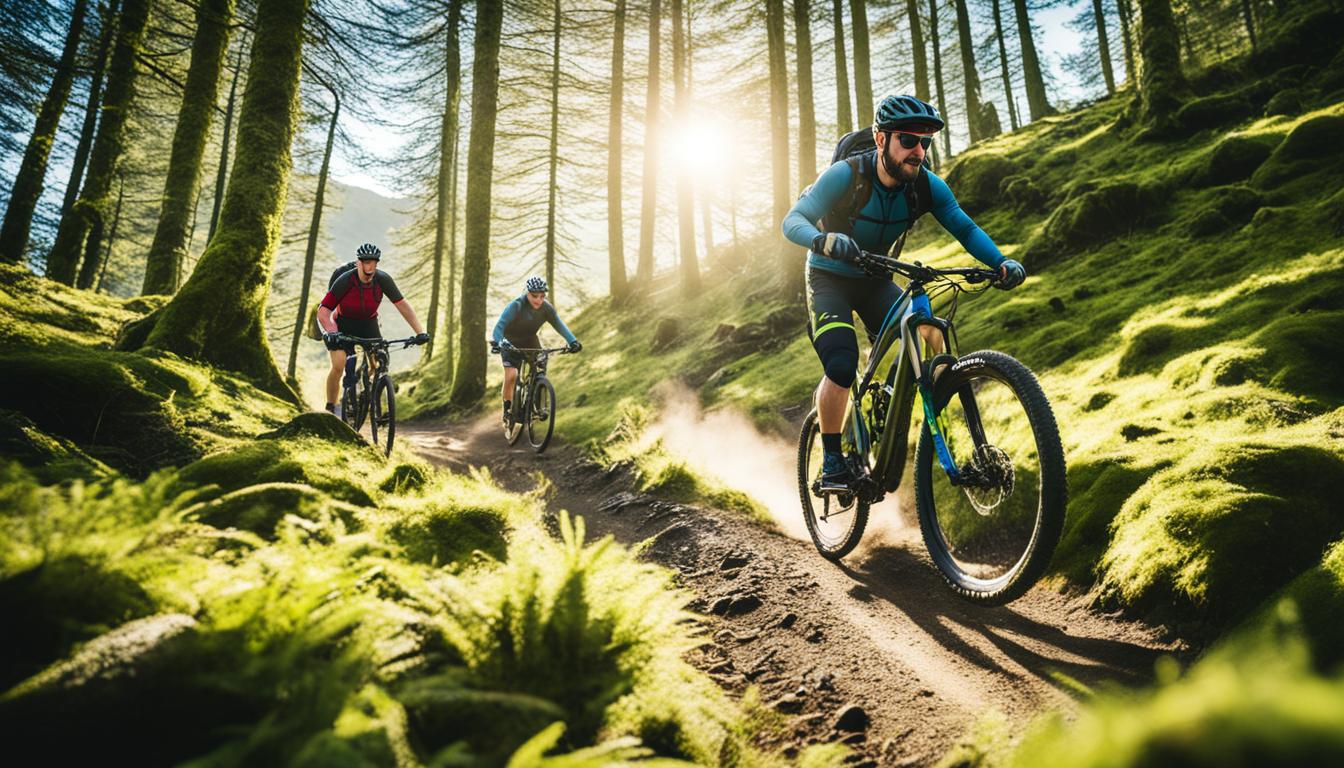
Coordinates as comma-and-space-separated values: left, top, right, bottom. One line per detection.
914, 350, 1066, 605
797, 409, 869, 561
505, 381, 524, 445
527, 377, 556, 453
371, 376, 396, 456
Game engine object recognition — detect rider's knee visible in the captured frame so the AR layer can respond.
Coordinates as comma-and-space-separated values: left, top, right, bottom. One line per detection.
823, 348, 858, 389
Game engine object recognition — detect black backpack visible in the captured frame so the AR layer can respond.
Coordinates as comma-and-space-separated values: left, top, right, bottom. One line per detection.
328, 260, 357, 290
813, 129, 933, 242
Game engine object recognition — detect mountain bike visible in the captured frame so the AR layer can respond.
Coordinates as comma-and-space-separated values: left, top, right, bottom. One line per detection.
491, 343, 571, 453
338, 334, 427, 457
796, 251, 1066, 605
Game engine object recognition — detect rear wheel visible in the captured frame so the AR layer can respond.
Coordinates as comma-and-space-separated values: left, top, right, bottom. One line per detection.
914, 350, 1066, 605
371, 376, 396, 456
527, 377, 556, 453
797, 410, 869, 560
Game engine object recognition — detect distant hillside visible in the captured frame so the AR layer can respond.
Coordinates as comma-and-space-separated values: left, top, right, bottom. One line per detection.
323, 180, 415, 259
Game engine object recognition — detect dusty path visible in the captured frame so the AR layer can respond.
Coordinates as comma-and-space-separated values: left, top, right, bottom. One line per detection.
401, 415, 1178, 766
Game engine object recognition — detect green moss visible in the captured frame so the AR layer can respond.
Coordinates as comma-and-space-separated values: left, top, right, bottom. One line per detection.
1176, 93, 1254, 134
385, 502, 508, 566
944, 153, 1017, 213
172, 437, 380, 507
1192, 135, 1275, 187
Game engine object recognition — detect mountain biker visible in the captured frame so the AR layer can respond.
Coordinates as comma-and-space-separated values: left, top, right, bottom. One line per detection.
317, 243, 429, 417
781, 94, 1026, 492
491, 276, 581, 425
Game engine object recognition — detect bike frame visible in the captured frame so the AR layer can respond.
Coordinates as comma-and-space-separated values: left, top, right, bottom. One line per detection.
842, 270, 986, 495
504, 346, 568, 418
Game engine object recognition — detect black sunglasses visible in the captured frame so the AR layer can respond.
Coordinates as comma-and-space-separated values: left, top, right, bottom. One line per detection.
889, 131, 933, 150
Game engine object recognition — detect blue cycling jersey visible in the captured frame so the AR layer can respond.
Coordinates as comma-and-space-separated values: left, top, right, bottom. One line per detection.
782, 155, 1005, 278
492, 294, 577, 346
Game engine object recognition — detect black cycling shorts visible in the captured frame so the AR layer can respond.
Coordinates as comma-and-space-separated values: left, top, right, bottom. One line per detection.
325, 316, 380, 354
500, 334, 540, 368
806, 267, 903, 388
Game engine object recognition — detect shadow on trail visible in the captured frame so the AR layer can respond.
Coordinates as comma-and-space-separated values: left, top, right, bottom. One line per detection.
837, 543, 1167, 696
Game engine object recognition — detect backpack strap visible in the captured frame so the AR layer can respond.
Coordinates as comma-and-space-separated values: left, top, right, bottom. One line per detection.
904, 167, 933, 223
820, 151, 874, 236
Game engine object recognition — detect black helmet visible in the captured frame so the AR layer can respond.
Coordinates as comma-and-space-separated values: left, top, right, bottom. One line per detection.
873, 94, 945, 132
525, 276, 547, 293
356, 243, 381, 261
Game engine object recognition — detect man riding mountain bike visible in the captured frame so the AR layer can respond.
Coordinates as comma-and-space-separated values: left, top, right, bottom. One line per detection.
491, 276, 581, 425
317, 243, 429, 417
781, 94, 1026, 493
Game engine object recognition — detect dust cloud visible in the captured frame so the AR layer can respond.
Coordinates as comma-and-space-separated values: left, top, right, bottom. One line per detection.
643, 383, 918, 550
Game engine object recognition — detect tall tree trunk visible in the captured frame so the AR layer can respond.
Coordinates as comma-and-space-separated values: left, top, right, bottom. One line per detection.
928, 0, 951, 157
767, 0, 797, 296
445, 127, 459, 377
1239, 0, 1257, 49
849, 0, 873, 126
1137, 0, 1185, 126
143, 0, 236, 294
607, 0, 628, 300
61, 0, 120, 225
448, 0, 504, 406
95, 174, 124, 293
953, 0, 988, 143
1092, 0, 1116, 95
1011, 0, 1052, 119
544, 0, 563, 304
688, 1, 713, 261
208, 31, 247, 244
141, 0, 310, 403
1116, 0, 1135, 86
1, 0, 89, 264
906, 0, 931, 101
286, 87, 337, 381
794, 0, 817, 184
991, 0, 1018, 129
831, 0, 852, 134
46, 0, 148, 285
671, 0, 698, 295
427, 0, 462, 359
635, 0, 660, 284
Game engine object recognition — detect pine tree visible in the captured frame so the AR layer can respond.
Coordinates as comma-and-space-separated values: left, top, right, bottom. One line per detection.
607, 0, 628, 300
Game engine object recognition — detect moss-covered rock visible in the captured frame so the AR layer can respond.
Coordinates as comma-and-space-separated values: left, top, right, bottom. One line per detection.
171, 438, 378, 507
179, 481, 362, 540
1264, 87, 1309, 117
1188, 208, 1234, 237
259, 411, 365, 446
1252, 114, 1344, 188
1176, 93, 1254, 134
399, 678, 566, 763
1023, 181, 1156, 270
0, 555, 155, 691
1210, 184, 1264, 221
1193, 135, 1275, 187
0, 409, 112, 483
944, 153, 1017, 212
385, 501, 508, 565
379, 461, 431, 493
1000, 174, 1046, 212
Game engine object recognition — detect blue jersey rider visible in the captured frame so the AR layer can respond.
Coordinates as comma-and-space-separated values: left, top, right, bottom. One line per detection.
781, 94, 1026, 491
491, 276, 582, 424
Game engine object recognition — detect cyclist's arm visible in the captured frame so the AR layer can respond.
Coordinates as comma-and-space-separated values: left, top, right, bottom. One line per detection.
318, 280, 352, 333
492, 301, 519, 344
391, 300, 425, 335
781, 160, 853, 249
928, 172, 1005, 269
544, 305, 577, 345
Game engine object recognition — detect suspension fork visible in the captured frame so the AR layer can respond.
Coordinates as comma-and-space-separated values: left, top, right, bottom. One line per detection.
906, 292, 962, 482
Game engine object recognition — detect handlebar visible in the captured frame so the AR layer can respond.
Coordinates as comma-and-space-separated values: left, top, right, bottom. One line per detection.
490, 342, 572, 355
333, 334, 427, 349
857, 250, 1000, 285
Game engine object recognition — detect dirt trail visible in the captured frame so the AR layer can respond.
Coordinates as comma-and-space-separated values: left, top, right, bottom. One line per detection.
401, 415, 1178, 766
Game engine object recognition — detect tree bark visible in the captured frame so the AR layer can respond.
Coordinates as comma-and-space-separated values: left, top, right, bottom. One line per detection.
688, 1, 713, 261
1240, 0, 1257, 50
60, 0, 120, 226
671, 0, 698, 295
445, 127, 459, 377
544, 0, 563, 305
46, 0, 148, 286
141, 0, 310, 404
953, 0, 989, 143
427, 0, 462, 359
906, 0, 931, 102
635, 0, 660, 284
1011, 0, 1052, 120
208, 31, 247, 244
607, 0, 628, 300
1092, 0, 1116, 95
794, 0, 817, 184
831, 0, 852, 134
1137, 0, 1185, 126
767, 0, 798, 296
849, 0, 873, 126
928, 0, 951, 157
449, 0, 504, 406
1, 0, 89, 264
991, 0, 1018, 129
1116, 0, 1135, 86
95, 174, 124, 293
286, 85, 337, 381
142, 0, 236, 294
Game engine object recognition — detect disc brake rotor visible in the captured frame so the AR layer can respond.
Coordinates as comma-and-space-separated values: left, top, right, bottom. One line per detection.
962, 444, 1015, 516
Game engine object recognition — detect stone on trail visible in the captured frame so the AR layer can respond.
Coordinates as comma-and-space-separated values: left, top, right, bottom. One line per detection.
835, 703, 870, 732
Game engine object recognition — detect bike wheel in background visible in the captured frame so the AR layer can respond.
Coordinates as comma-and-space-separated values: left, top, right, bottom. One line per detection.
797, 410, 869, 560
353, 367, 372, 431
914, 350, 1066, 605
527, 378, 556, 453
370, 376, 395, 456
